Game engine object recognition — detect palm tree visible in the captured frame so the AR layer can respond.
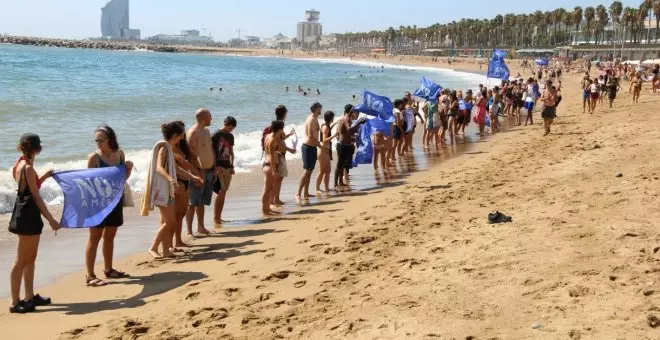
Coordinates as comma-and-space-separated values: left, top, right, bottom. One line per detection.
610, 1, 623, 46
572, 7, 583, 44
584, 6, 596, 44
595, 5, 609, 44
653, 0, 660, 42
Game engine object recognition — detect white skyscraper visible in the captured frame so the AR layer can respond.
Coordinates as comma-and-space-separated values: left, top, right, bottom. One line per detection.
101, 0, 130, 39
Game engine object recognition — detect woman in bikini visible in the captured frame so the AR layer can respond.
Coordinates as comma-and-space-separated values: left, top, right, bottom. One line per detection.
632, 73, 643, 104
9, 134, 60, 313
461, 89, 474, 135
589, 77, 600, 113
372, 131, 387, 170
85, 125, 134, 287
170, 121, 203, 251
316, 111, 338, 195
262, 120, 284, 216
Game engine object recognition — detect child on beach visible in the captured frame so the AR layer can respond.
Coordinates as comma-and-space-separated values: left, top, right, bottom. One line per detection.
9, 134, 61, 313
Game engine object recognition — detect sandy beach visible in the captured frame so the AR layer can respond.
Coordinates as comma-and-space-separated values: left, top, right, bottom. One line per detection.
1, 56, 660, 340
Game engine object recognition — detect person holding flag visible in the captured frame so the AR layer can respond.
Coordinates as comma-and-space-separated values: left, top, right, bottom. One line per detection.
84, 125, 134, 287
8, 133, 61, 313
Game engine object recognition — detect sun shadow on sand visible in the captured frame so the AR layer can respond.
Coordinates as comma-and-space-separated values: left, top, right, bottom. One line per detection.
221, 216, 302, 226
419, 184, 452, 190
301, 199, 348, 207
173, 240, 263, 263
288, 208, 341, 215
44, 271, 207, 315
215, 228, 287, 238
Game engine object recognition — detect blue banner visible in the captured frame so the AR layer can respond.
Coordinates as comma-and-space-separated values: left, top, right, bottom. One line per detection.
413, 77, 442, 102
352, 119, 374, 167
535, 58, 549, 66
353, 90, 395, 122
52, 165, 126, 228
487, 49, 510, 80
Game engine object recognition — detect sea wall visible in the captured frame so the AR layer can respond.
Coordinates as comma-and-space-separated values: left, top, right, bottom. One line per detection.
0, 36, 182, 53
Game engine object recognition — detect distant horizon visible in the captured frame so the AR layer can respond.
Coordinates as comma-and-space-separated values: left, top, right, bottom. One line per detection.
0, 0, 644, 41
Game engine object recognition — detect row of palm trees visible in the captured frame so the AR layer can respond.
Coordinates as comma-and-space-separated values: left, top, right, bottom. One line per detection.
333, 1, 660, 52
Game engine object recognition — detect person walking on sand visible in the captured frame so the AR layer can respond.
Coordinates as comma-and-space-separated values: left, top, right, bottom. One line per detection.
8, 134, 61, 313
211, 116, 236, 228
316, 111, 338, 195
540, 80, 558, 136
185, 108, 215, 236
335, 106, 366, 188
607, 76, 622, 108
85, 125, 134, 287
270, 105, 296, 207
142, 122, 186, 259
296, 102, 322, 202
170, 121, 203, 250
262, 121, 285, 215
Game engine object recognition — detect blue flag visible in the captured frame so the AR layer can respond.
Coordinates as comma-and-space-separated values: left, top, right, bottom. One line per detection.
352, 119, 374, 167
487, 49, 510, 80
52, 165, 126, 228
413, 77, 442, 102
353, 90, 395, 122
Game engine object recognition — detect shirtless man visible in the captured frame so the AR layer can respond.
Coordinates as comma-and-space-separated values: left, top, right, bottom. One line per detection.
296, 102, 322, 202
185, 108, 215, 236
540, 80, 558, 136
335, 105, 366, 188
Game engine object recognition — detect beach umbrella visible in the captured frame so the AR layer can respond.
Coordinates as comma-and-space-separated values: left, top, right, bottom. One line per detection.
642, 59, 660, 65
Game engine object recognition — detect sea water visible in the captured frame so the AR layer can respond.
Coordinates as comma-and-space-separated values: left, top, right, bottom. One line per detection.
0, 44, 484, 213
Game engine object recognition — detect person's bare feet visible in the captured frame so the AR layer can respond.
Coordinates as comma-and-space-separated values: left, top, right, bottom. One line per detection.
162, 251, 176, 258
262, 210, 280, 217
148, 250, 162, 259
274, 200, 286, 206
295, 194, 301, 204
197, 228, 211, 236
303, 193, 311, 200
174, 242, 191, 248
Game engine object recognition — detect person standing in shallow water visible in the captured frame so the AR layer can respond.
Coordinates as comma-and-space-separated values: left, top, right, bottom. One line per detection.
296, 102, 322, 202
9, 133, 61, 313
185, 108, 215, 236
271, 105, 296, 207
85, 125, 134, 287
263, 121, 285, 215
335, 105, 366, 188
211, 116, 237, 227
316, 111, 338, 195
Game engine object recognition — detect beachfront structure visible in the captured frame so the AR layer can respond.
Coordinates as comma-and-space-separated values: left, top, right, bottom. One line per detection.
146, 33, 214, 45
297, 10, 323, 48
101, 0, 130, 39
320, 34, 337, 47
263, 33, 292, 49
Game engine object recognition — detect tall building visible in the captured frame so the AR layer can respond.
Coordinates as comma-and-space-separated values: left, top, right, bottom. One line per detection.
101, 0, 130, 39
296, 9, 322, 46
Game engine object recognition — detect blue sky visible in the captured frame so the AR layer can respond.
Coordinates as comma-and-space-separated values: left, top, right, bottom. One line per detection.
0, 0, 644, 41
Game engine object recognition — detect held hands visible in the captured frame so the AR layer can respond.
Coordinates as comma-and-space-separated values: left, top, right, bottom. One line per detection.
43, 168, 54, 180
125, 160, 134, 169
230, 167, 235, 175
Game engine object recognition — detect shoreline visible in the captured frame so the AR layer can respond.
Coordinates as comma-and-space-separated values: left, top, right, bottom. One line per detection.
4, 52, 658, 338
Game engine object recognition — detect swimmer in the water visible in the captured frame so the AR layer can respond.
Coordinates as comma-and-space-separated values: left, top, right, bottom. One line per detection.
286, 86, 289, 92
316, 89, 321, 95
303, 91, 308, 96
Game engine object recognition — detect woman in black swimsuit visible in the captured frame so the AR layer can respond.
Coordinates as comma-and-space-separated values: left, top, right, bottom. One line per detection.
85, 125, 134, 287
171, 121, 203, 249
447, 90, 459, 144
9, 134, 60, 313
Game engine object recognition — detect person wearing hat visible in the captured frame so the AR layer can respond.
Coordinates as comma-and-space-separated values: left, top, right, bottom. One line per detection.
9, 133, 61, 313
296, 102, 322, 202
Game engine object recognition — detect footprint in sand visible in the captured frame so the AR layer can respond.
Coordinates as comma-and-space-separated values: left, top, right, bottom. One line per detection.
185, 292, 200, 300
294, 280, 307, 288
